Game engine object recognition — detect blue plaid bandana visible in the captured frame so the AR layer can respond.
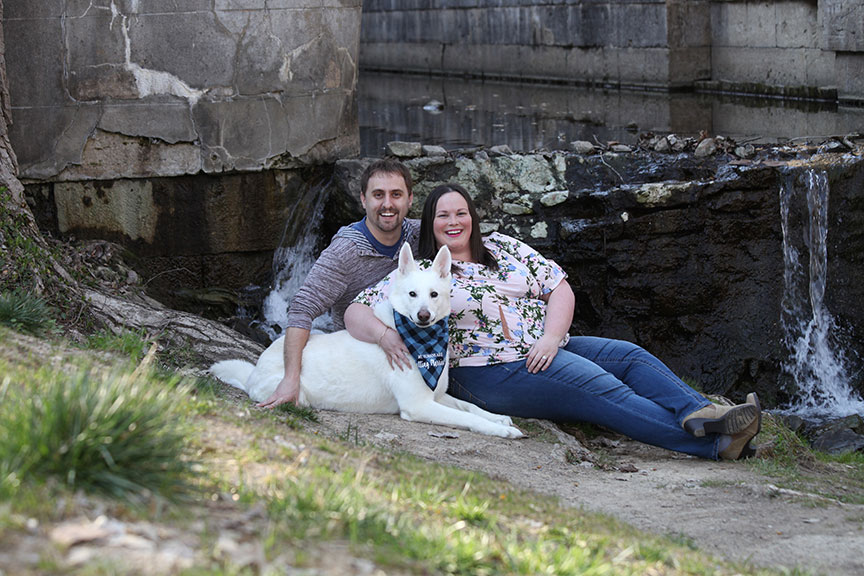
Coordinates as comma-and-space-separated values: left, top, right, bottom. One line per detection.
393, 310, 449, 391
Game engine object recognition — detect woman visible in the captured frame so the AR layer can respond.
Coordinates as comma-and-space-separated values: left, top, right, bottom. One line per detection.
345, 184, 761, 460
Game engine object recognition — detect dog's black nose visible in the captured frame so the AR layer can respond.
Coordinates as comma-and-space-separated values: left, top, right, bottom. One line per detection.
417, 310, 431, 324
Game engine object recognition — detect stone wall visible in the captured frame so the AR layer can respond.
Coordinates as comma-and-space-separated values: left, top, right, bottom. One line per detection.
6, 0, 361, 181
360, 0, 864, 102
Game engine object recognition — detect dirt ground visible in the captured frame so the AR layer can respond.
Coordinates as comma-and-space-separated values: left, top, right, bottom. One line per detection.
304, 408, 863, 576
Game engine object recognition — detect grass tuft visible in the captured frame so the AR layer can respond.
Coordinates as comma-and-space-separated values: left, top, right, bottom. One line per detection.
84, 328, 153, 364
0, 290, 56, 336
0, 362, 194, 503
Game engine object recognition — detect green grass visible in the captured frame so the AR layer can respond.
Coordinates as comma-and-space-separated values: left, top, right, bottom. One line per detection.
0, 361, 195, 503
0, 290, 56, 336
750, 413, 864, 505
84, 328, 153, 364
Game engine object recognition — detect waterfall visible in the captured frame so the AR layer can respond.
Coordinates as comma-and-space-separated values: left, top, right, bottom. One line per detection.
779, 169, 864, 418
260, 176, 335, 339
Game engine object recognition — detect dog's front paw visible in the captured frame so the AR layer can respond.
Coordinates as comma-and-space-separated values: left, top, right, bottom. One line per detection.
494, 415, 514, 427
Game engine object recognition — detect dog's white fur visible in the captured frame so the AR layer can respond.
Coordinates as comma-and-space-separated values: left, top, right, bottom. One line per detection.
210, 244, 523, 438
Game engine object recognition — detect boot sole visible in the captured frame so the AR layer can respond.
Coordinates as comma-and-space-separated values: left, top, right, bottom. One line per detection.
683, 403, 758, 438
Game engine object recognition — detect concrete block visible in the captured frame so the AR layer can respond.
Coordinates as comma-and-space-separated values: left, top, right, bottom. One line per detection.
805, 48, 837, 88
121, 0, 211, 12
98, 103, 198, 144
53, 180, 158, 242
64, 10, 133, 101
710, 1, 747, 48
7, 0, 64, 19
821, 0, 864, 52
835, 52, 864, 101
57, 129, 202, 181
12, 105, 102, 180
360, 42, 445, 72
615, 3, 667, 48
667, 0, 711, 48
744, 2, 779, 48
6, 16, 65, 108
126, 11, 237, 88
617, 47, 669, 87
712, 46, 808, 86
669, 46, 711, 86
776, 1, 819, 49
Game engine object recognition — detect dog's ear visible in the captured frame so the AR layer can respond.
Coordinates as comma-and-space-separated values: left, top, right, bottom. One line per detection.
432, 245, 452, 278
398, 242, 417, 275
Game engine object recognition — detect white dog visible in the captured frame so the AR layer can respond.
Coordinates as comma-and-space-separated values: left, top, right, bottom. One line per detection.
210, 244, 523, 438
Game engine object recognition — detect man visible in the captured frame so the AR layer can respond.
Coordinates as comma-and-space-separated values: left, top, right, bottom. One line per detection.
258, 159, 419, 408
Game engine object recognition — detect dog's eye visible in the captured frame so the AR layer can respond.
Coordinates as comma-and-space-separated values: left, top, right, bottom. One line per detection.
409, 291, 417, 297
430, 291, 438, 298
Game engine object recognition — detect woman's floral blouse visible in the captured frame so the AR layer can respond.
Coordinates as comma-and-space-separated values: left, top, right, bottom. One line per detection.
354, 232, 569, 367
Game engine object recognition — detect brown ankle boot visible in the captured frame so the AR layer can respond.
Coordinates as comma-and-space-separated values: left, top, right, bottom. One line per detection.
682, 400, 758, 438
719, 393, 762, 460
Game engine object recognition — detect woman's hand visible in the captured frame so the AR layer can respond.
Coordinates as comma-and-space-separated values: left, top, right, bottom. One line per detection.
526, 334, 561, 373
378, 325, 412, 371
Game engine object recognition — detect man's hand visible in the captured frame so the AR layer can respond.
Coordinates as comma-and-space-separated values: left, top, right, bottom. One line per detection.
257, 374, 300, 408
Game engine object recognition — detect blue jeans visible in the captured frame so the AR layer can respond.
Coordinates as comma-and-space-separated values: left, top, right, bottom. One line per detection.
449, 336, 722, 460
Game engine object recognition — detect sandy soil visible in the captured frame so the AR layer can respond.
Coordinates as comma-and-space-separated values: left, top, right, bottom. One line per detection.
305, 409, 864, 575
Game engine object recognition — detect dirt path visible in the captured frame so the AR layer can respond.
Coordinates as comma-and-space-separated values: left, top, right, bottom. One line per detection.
309, 410, 863, 575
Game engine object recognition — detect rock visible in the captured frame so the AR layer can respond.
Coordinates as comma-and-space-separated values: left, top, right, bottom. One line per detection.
811, 428, 864, 454
735, 144, 756, 159
530, 221, 548, 238
502, 202, 533, 215
489, 144, 513, 156
421, 145, 448, 156
610, 144, 632, 153
654, 137, 671, 152
570, 140, 596, 154
385, 141, 422, 158
695, 138, 717, 157
540, 190, 569, 207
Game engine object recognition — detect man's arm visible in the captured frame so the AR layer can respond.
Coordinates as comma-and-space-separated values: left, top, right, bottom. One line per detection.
257, 327, 309, 408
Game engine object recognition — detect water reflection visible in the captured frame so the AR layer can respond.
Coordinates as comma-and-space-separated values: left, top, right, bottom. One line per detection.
358, 71, 861, 155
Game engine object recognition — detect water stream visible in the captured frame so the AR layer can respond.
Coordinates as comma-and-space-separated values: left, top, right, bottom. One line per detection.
779, 169, 864, 418
258, 177, 335, 339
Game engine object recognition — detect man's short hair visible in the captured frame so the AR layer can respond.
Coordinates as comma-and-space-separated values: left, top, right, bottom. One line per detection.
359, 159, 413, 197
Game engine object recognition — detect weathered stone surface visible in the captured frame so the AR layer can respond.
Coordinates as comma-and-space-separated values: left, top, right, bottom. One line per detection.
7, 1, 361, 180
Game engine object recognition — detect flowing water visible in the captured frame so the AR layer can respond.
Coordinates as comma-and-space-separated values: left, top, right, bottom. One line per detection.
779, 169, 864, 418
259, 177, 335, 338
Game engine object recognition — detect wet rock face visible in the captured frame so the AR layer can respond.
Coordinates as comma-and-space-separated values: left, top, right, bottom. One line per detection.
326, 150, 864, 404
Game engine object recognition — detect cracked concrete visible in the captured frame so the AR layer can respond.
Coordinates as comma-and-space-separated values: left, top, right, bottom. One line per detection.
6, 0, 361, 181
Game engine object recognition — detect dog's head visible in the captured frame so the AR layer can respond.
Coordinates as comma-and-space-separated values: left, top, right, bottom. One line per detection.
390, 244, 452, 327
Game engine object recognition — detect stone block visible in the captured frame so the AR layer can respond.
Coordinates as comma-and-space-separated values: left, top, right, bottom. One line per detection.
7, 0, 64, 19
5, 16, 65, 108
617, 47, 669, 87
615, 3, 667, 48
11, 105, 102, 181
126, 11, 237, 88
64, 9, 135, 101
666, 0, 711, 48
669, 46, 711, 86
98, 103, 198, 144
712, 46, 808, 86
53, 180, 158, 242
711, 1, 780, 48
835, 53, 864, 102
776, 1, 819, 49
360, 42, 445, 72
57, 129, 202, 181
122, 0, 212, 12
821, 0, 864, 52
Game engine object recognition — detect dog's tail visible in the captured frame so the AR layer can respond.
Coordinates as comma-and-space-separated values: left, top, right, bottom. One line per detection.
209, 360, 255, 392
